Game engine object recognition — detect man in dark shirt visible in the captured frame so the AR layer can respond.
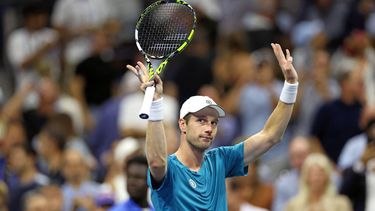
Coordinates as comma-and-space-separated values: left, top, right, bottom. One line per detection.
311, 70, 363, 163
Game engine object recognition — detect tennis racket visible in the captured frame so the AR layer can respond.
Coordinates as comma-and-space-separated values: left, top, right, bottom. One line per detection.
136, 0, 196, 119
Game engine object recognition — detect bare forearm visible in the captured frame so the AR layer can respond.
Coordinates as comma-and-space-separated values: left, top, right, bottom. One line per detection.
263, 101, 294, 142
244, 101, 293, 164
146, 121, 167, 180
2, 86, 32, 119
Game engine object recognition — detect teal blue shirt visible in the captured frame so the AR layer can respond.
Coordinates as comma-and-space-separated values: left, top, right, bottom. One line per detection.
147, 142, 248, 211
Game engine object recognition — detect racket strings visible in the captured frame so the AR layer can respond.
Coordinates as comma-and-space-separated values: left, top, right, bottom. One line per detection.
138, 3, 194, 57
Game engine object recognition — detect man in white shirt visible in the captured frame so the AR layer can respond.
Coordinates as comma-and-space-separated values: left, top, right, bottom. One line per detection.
7, 2, 60, 89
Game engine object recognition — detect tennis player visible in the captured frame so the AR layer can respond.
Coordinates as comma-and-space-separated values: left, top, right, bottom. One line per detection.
126, 43, 299, 210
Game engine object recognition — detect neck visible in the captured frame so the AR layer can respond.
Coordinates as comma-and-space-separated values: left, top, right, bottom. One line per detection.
175, 139, 205, 171
341, 93, 356, 105
309, 190, 324, 203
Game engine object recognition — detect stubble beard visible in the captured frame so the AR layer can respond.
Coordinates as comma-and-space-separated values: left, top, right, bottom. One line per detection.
187, 137, 211, 153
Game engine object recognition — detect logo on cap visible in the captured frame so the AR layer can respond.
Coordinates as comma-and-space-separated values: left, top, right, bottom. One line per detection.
206, 100, 212, 105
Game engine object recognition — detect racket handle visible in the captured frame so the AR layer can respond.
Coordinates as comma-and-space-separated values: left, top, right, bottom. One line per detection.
139, 86, 156, 119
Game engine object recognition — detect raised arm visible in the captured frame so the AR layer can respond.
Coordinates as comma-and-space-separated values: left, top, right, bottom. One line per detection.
127, 62, 167, 182
243, 43, 299, 164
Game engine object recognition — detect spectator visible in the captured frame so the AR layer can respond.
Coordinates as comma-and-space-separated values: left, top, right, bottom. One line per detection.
226, 179, 267, 211
285, 153, 352, 211
0, 119, 27, 180
6, 144, 49, 211
294, 49, 340, 136
230, 161, 274, 210
103, 137, 141, 203
51, 0, 115, 89
296, 0, 350, 49
40, 184, 64, 211
110, 154, 154, 211
338, 109, 375, 170
61, 149, 101, 211
310, 70, 364, 164
43, 113, 96, 170
6, 1, 60, 89
340, 113, 375, 211
23, 190, 49, 211
35, 116, 67, 185
71, 30, 123, 111
272, 136, 311, 211
330, 30, 375, 108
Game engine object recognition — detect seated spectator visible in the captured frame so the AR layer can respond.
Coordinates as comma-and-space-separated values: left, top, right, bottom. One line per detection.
103, 137, 141, 203
338, 109, 375, 170
226, 179, 267, 211
230, 161, 274, 210
40, 184, 64, 211
6, 144, 49, 211
294, 49, 340, 136
71, 30, 123, 110
0, 119, 27, 180
285, 153, 352, 211
3, 77, 85, 142
110, 154, 154, 211
61, 149, 101, 211
272, 136, 311, 211
310, 70, 364, 164
35, 116, 67, 185
42, 113, 96, 170
340, 114, 375, 211
23, 189, 49, 211
6, 1, 60, 89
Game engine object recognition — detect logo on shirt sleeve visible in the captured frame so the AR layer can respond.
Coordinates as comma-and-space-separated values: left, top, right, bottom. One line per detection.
189, 179, 197, 189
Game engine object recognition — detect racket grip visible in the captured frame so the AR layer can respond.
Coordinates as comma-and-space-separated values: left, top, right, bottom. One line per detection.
139, 86, 156, 119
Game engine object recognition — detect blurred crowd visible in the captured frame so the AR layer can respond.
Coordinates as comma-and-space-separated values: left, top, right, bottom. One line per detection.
0, 0, 374, 210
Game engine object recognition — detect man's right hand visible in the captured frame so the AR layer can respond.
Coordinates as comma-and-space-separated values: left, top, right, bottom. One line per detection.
126, 61, 163, 100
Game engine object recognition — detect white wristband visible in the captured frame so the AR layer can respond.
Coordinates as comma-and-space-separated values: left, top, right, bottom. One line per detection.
149, 98, 163, 121
279, 81, 299, 104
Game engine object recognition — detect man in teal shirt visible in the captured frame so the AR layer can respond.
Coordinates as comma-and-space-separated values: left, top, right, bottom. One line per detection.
127, 43, 299, 210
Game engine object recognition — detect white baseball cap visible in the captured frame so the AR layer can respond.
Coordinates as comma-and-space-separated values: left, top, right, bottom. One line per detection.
179, 96, 226, 119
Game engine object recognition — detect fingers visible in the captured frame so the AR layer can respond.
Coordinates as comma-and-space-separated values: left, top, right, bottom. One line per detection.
286, 49, 293, 63
127, 61, 164, 93
271, 43, 286, 62
127, 61, 150, 84
140, 81, 154, 91
154, 74, 163, 85
126, 64, 138, 75
136, 61, 148, 76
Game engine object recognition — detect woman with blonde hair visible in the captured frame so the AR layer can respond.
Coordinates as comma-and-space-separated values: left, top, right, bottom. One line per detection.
285, 153, 352, 211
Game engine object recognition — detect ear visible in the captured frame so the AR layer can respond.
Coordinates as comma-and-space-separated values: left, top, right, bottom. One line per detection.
178, 119, 187, 134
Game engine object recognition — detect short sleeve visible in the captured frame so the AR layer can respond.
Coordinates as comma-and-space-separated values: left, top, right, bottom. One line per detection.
7, 32, 27, 67
147, 156, 172, 192
217, 142, 248, 177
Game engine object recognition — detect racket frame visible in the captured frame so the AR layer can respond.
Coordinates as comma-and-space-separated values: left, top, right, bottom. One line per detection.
135, 0, 196, 119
